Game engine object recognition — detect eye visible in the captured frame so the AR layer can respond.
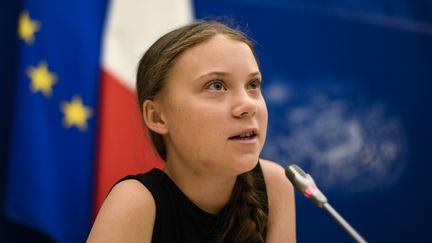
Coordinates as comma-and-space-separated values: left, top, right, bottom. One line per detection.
248, 79, 261, 90
206, 80, 227, 91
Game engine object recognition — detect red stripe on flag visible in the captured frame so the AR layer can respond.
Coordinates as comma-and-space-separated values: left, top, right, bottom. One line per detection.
94, 70, 163, 212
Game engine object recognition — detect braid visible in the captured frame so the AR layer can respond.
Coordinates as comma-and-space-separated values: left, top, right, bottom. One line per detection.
217, 167, 268, 242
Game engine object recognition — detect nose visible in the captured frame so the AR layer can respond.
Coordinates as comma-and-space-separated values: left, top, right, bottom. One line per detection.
231, 91, 258, 118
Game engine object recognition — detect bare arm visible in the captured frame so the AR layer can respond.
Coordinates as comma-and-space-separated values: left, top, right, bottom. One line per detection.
260, 159, 296, 243
87, 180, 156, 243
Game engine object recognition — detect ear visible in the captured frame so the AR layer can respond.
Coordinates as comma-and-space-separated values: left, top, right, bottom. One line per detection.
142, 100, 168, 135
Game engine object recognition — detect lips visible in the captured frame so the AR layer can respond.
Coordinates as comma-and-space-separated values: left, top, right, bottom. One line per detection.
229, 129, 258, 140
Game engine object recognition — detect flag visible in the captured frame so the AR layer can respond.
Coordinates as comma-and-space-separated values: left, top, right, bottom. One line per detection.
95, 0, 192, 212
4, 0, 192, 242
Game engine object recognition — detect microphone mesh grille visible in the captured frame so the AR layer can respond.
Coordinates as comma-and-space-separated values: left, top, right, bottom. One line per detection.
285, 164, 306, 183
285, 165, 296, 182
291, 164, 306, 176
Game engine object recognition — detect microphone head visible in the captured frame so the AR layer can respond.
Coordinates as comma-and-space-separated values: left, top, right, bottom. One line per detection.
285, 164, 328, 208
285, 164, 306, 182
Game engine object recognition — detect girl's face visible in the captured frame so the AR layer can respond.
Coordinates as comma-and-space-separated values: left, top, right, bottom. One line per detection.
158, 34, 268, 176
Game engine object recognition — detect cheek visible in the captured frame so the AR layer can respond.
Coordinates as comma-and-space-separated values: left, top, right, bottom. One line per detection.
166, 102, 223, 145
166, 105, 194, 136
259, 96, 268, 117
165, 104, 227, 167
258, 100, 269, 141
260, 101, 268, 123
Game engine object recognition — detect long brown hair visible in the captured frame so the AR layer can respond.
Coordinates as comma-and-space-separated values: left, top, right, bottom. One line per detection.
136, 20, 268, 242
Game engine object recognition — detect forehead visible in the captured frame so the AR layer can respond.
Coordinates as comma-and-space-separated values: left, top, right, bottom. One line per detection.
180, 34, 253, 62
167, 34, 258, 81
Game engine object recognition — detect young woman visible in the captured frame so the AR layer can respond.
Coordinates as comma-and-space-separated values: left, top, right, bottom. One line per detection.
88, 21, 296, 243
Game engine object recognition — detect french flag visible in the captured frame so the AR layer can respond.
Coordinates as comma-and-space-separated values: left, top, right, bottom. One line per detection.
95, 0, 192, 213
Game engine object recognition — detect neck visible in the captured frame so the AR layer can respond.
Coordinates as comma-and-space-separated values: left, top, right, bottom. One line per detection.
163, 162, 237, 214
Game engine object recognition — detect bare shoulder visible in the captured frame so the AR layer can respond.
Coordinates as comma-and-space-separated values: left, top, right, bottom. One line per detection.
87, 179, 156, 243
259, 159, 288, 181
259, 159, 297, 243
259, 159, 294, 201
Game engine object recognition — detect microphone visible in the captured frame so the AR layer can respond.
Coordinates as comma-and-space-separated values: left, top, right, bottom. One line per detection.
285, 164, 328, 208
285, 164, 367, 243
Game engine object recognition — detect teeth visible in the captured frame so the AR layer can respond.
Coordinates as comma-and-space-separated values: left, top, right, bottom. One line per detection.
239, 131, 254, 138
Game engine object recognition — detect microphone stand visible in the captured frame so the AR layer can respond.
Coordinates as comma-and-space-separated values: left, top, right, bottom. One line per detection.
322, 203, 367, 243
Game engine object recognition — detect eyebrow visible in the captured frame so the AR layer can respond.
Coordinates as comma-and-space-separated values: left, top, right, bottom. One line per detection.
194, 71, 262, 81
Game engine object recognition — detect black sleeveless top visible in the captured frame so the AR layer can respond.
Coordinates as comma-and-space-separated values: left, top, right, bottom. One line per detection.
119, 162, 268, 243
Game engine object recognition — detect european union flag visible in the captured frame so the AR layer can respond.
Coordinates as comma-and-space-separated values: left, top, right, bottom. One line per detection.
5, 1, 107, 242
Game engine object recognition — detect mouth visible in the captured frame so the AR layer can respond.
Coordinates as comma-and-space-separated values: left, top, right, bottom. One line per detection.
229, 129, 258, 141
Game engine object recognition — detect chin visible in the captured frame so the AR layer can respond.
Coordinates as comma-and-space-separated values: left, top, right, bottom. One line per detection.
232, 156, 259, 174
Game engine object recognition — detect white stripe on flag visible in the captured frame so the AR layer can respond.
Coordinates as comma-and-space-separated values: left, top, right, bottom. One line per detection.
101, 0, 193, 91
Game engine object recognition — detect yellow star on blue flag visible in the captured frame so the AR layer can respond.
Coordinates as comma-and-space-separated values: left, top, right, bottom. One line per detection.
60, 96, 93, 131
27, 61, 57, 97
18, 11, 40, 44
